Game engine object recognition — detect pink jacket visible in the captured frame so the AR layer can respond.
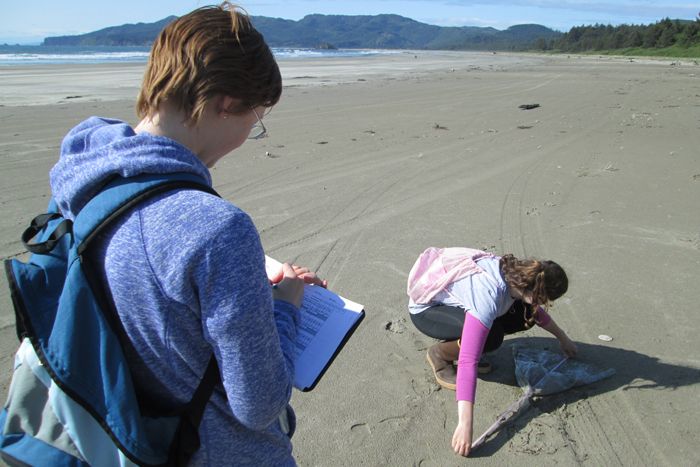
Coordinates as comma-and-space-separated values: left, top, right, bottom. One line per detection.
407, 247, 495, 304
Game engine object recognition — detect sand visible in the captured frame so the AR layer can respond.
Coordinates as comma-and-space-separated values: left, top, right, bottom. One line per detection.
1, 51, 699, 465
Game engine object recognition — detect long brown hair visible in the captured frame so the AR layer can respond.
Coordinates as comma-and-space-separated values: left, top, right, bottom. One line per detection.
137, 2, 282, 125
500, 254, 568, 327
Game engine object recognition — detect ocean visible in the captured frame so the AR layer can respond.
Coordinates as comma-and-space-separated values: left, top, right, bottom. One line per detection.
0, 45, 397, 66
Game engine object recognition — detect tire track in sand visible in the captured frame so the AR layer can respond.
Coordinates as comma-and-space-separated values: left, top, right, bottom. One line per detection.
496, 77, 672, 465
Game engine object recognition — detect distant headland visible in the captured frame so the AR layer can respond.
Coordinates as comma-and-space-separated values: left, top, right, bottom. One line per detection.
42, 14, 561, 51
41, 13, 700, 57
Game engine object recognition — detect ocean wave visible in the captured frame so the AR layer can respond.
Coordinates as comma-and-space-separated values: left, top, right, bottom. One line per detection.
0, 51, 150, 64
0, 45, 151, 65
273, 48, 402, 59
0, 45, 402, 66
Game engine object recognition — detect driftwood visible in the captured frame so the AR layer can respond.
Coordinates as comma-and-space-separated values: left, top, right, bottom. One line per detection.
471, 356, 567, 451
471, 389, 532, 450
471, 348, 616, 453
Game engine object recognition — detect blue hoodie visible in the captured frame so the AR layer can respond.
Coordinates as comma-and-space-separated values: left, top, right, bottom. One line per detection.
50, 117, 298, 466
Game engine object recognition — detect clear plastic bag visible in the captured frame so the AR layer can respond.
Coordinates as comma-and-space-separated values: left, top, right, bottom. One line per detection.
514, 346, 616, 396
472, 346, 615, 451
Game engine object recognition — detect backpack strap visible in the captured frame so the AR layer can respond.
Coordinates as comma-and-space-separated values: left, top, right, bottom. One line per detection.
21, 213, 72, 254
76, 172, 222, 466
169, 356, 221, 466
75, 172, 218, 253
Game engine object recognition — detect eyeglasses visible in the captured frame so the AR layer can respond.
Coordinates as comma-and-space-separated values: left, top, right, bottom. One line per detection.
248, 107, 267, 140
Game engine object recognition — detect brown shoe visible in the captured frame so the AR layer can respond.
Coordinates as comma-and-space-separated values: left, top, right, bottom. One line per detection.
426, 340, 460, 390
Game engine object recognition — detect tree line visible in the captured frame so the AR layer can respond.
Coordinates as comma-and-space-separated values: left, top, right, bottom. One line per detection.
535, 16, 700, 52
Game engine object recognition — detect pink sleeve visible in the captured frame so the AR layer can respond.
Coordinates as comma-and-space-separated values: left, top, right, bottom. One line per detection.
535, 306, 552, 327
455, 313, 489, 403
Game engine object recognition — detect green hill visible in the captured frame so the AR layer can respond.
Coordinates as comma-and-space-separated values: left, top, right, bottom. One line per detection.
43, 14, 561, 51
44, 16, 177, 46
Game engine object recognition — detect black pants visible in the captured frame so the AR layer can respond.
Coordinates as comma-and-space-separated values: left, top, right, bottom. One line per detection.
410, 301, 532, 353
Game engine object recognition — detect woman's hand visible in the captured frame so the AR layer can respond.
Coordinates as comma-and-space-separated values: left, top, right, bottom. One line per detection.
452, 422, 473, 457
269, 264, 328, 288
451, 400, 474, 457
541, 318, 578, 358
271, 263, 305, 308
558, 334, 578, 358
290, 264, 328, 288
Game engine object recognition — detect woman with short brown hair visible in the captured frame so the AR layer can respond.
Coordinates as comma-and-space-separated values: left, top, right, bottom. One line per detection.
49, 3, 315, 465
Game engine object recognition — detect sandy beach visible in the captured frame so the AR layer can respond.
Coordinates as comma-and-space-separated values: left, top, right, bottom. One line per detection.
1, 51, 699, 465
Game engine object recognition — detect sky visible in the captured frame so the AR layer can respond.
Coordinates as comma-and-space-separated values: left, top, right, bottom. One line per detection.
2, 1, 699, 44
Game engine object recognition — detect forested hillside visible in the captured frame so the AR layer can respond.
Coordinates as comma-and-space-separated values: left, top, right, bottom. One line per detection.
540, 17, 700, 56
43, 14, 560, 51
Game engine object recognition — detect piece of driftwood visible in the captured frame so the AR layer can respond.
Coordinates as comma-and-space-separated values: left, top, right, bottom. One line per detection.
471, 348, 615, 452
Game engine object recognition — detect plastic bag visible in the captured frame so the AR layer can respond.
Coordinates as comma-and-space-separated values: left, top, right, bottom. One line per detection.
471, 346, 615, 451
514, 346, 616, 396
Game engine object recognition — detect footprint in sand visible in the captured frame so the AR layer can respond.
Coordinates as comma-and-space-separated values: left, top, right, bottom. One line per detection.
349, 423, 371, 449
411, 377, 438, 396
378, 415, 410, 430
384, 318, 407, 334
415, 459, 441, 467
412, 338, 428, 352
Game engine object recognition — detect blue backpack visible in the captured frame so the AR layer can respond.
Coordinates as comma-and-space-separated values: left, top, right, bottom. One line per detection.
1, 173, 221, 466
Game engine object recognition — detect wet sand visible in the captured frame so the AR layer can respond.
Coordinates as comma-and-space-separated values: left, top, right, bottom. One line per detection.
1, 51, 699, 465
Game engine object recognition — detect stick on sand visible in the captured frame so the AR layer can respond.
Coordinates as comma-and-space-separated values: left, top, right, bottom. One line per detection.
471, 357, 568, 451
